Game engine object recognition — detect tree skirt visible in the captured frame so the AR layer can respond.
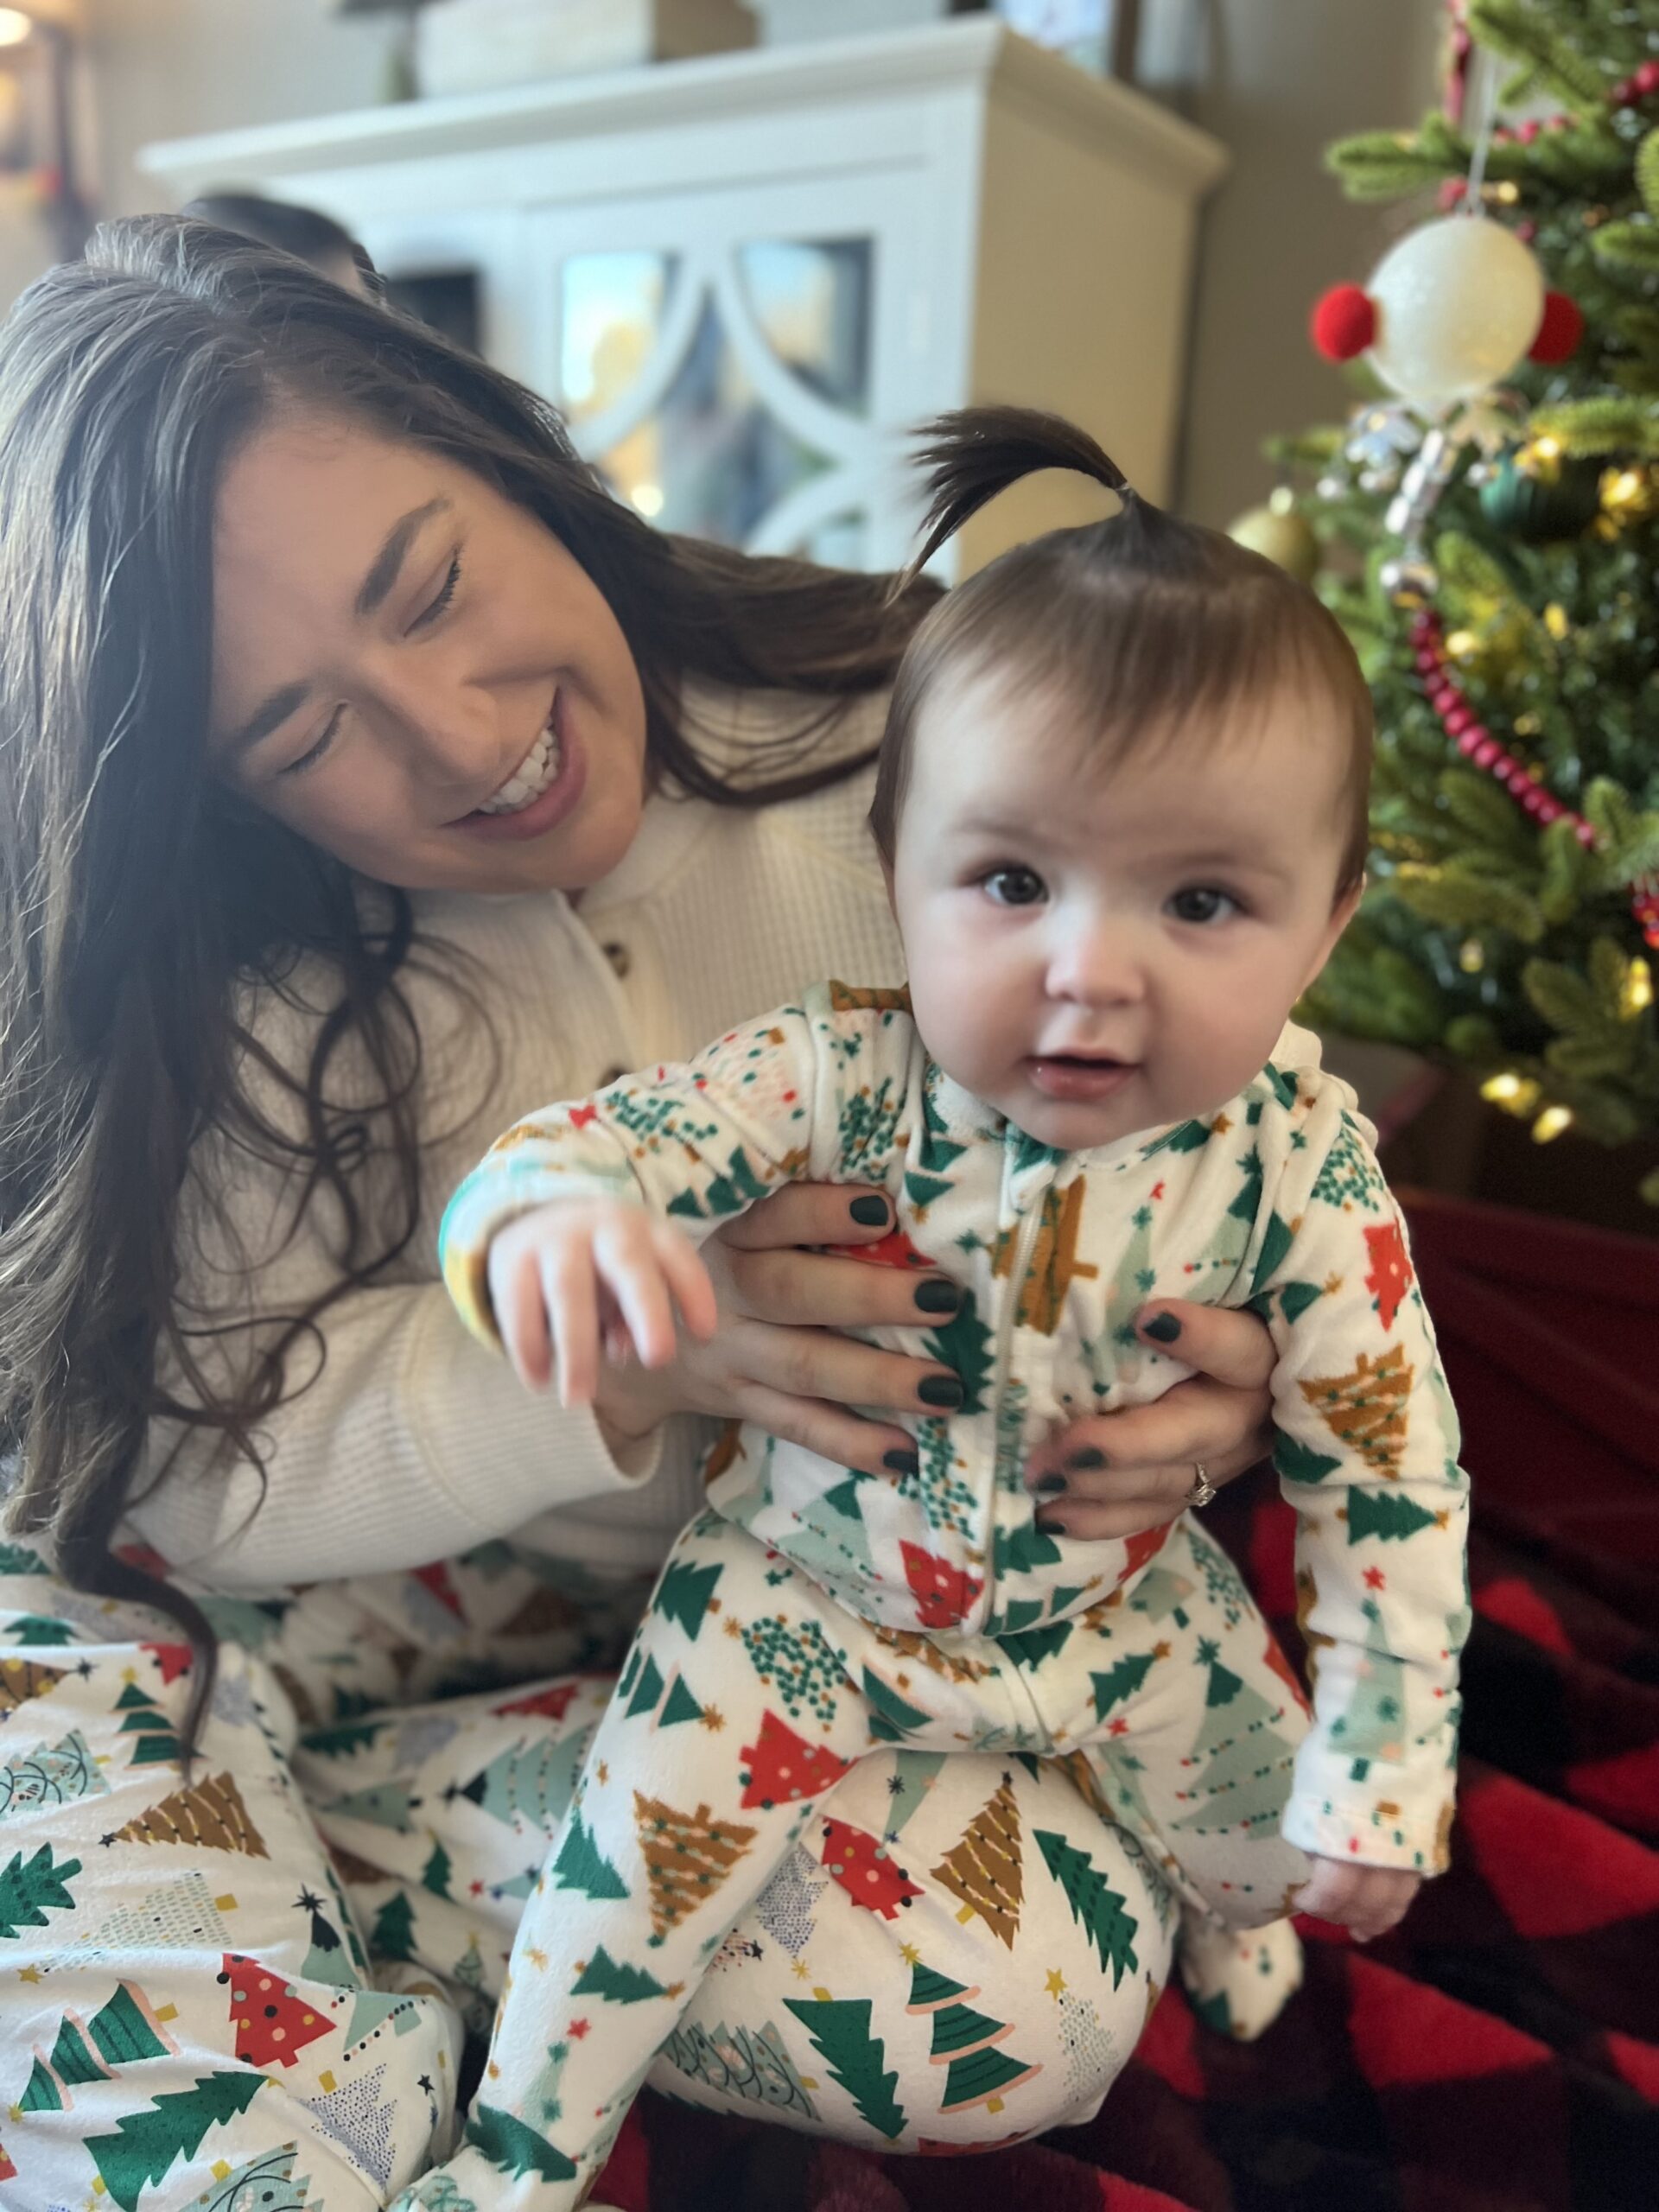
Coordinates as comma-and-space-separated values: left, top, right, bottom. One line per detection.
593, 1192, 1659, 2211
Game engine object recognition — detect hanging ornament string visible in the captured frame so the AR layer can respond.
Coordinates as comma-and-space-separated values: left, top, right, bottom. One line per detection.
1410, 606, 1659, 949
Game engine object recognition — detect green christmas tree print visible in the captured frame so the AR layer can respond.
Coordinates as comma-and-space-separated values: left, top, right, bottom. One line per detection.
0, 1841, 80, 1938
1128, 1566, 1195, 1630
994, 1520, 1064, 1580
465, 2101, 578, 2184
421, 1839, 454, 1899
1104, 1201, 1158, 1349
923, 1289, 993, 1414
86, 2070, 266, 2212
783, 1994, 906, 2141
861, 1664, 932, 1744
1035, 1830, 1140, 1987
319, 1781, 418, 1834
552, 1812, 631, 1900
458, 1732, 586, 1830
113, 1679, 182, 1769
903, 1956, 1043, 2115
1091, 1650, 1157, 1723
665, 1144, 772, 1220
904, 1419, 978, 1540
368, 1891, 416, 1964
739, 1613, 850, 1730
1346, 1488, 1445, 1545
652, 1558, 723, 1639
1169, 1640, 1299, 1838
1329, 1599, 1408, 1780
1274, 1429, 1343, 1485
5, 1613, 74, 1646
903, 1070, 968, 1217
570, 1943, 672, 2005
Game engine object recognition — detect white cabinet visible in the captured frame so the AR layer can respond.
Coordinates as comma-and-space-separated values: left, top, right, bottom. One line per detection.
141, 19, 1224, 574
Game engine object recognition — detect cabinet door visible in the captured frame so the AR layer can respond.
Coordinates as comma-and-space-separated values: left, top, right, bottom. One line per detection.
528, 172, 931, 572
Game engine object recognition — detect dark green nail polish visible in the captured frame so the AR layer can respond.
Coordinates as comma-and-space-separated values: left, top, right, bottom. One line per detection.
884, 1449, 918, 1476
918, 1375, 963, 1408
1142, 1312, 1182, 1344
1067, 1446, 1107, 1471
913, 1278, 961, 1315
1037, 1513, 1069, 1535
849, 1195, 890, 1226
1033, 1471, 1068, 1496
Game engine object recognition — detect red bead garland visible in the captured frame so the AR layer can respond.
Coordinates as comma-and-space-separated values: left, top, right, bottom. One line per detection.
1410, 607, 1659, 949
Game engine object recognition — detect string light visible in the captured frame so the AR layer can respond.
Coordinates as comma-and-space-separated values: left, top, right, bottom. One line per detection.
1459, 938, 1486, 973
1532, 1105, 1573, 1142
0, 9, 32, 45
1481, 1072, 1525, 1103
1626, 957, 1654, 1017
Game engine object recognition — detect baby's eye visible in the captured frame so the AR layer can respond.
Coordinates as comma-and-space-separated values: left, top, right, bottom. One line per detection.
982, 866, 1046, 907
1167, 886, 1241, 925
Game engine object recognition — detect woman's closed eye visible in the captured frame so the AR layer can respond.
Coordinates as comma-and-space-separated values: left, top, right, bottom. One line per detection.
410, 552, 462, 633
281, 704, 344, 780
1166, 884, 1243, 926
981, 864, 1046, 907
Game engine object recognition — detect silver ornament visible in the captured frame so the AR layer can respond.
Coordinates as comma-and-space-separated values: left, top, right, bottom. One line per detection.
1379, 554, 1439, 604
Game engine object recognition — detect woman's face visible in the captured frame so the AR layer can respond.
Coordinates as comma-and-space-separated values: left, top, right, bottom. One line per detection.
208, 412, 648, 894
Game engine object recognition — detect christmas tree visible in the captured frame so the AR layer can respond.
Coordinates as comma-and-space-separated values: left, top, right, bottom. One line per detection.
1267, 2, 1659, 1195
219, 1952, 334, 2069
1034, 1830, 1140, 1987
902, 1958, 1043, 2116
633, 1790, 757, 1943
1169, 1641, 1300, 1840
782, 1993, 907, 2140
107, 1771, 269, 1858
738, 1709, 854, 1810
0, 1841, 80, 1938
928, 1775, 1024, 1948
86, 2071, 266, 2212
1328, 1598, 1409, 1777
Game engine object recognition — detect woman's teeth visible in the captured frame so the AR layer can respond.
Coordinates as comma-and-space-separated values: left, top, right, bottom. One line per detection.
477, 717, 563, 816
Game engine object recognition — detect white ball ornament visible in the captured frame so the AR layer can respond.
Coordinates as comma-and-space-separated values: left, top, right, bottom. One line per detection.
1367, 218, 1542, 408
1311, 215, 1580, 416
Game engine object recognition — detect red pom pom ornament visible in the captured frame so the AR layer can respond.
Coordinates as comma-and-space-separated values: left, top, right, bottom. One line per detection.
1310, 283, 1376, 362
1529, 289, 1584, 364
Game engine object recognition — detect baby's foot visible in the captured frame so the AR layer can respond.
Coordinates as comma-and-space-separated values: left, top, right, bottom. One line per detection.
1176, 1910, 1304, 2042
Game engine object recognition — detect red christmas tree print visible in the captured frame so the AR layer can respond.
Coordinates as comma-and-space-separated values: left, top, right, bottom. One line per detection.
1116, 1522, 1173, 1587
900, 1542, 983, 1630
1363, 1218, 1413, 1331
493, 1682, 581, 1724
828, 1225, 938, 1273
410, 1560, 465, 1618
140, 1643, 192, 1686
218, 1953, 334, 2069
819, 1818, 924, 1919
738, 1711, 854, 1811
1260, 1630, 1312, 1716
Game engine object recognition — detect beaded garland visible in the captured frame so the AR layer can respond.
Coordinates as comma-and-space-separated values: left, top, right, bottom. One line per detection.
1410, 606, 1659, 949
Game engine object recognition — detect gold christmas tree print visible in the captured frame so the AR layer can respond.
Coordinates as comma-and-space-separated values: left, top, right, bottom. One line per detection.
105, 1771, 270, 1858
1298, 1342, 1414, 1478
633, 1791, 757, 1946
0, 1653, 67, 1723
930, 1775, 1023, 1949
993, 1180, 1100, 1335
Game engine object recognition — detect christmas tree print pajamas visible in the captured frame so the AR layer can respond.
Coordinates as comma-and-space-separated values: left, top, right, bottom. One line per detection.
422, 982, 1470, 2208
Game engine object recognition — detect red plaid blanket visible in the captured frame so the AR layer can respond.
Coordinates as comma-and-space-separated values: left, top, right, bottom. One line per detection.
594, 1192, 1659, 2212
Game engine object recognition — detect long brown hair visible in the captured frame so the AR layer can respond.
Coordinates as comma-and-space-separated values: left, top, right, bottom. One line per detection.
0, 215, 933, 1745
870, 406, 1372, 888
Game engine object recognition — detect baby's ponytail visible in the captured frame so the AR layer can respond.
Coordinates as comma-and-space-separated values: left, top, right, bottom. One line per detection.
900, 405, 1139, 585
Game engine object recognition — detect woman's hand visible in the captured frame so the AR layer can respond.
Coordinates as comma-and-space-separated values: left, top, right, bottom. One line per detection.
593, 1184, 967, 1478
1022, 1299, 1276, 1540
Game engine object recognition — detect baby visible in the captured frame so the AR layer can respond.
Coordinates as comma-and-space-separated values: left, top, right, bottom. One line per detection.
431, 410, 1469, 2203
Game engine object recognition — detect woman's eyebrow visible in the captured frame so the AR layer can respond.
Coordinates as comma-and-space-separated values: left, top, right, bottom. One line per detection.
224, 497, 455, 760
355, 497, 451, 617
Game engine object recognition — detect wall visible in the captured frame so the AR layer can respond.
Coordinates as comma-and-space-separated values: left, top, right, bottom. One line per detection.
1169, 0, 1446, 525
3, 0, 1446, 527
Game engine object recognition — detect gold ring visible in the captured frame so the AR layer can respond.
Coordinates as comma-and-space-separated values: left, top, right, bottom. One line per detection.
1185, 1463, 1217, 1510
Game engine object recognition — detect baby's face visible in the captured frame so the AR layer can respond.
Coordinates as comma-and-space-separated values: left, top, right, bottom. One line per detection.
888, 674, 1362, 1153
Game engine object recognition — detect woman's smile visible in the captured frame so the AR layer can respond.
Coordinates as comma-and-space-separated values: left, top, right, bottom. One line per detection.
451, 683, 589, 844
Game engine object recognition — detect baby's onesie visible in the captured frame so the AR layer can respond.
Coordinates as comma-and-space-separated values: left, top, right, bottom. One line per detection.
432, 983, 1469, 2206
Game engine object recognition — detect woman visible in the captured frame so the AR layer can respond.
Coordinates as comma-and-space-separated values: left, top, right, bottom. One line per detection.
0, 219, 1287, 2210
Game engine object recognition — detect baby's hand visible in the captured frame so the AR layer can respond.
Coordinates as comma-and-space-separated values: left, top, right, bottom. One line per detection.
486, 1200, 719, 1408
1291, 1855, 1421, 1942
